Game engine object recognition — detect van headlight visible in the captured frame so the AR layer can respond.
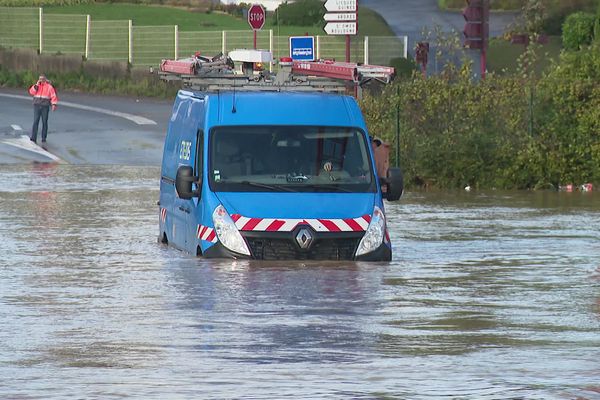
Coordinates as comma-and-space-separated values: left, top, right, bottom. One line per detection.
212, 205, 251, 256
355, 206, 386, 256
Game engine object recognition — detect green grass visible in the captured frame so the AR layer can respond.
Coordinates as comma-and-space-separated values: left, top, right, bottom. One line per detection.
488, 35, 563, 75
356, 7, 397, 36
45, 4, 249, 31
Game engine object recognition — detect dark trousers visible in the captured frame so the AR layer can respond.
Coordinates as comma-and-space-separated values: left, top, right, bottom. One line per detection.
31, 104, 50, 142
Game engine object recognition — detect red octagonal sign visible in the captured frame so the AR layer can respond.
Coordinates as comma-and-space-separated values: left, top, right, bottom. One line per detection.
248, 4, 266, 31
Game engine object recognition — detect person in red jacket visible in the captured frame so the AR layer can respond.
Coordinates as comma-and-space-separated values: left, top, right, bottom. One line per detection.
29, 74, 58, 143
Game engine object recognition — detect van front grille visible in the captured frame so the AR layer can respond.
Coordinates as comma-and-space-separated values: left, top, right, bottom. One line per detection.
244, 236, 361, 261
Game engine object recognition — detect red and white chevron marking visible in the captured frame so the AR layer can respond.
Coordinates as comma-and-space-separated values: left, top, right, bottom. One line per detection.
197, 225, 217, 243
230, 214, 371, 232
160, 207, 166, 223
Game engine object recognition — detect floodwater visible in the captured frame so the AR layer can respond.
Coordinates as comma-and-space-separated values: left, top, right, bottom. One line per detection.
1, 164, 599, 399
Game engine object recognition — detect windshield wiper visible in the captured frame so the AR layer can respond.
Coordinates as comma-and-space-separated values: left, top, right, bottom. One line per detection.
239, 181, 298, 192
287, 183, 354, 193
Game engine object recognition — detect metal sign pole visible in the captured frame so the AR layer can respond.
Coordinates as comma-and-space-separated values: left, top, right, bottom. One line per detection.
396, 85, 400, 168
481, 0, 489, 79
346, 34, 350, 62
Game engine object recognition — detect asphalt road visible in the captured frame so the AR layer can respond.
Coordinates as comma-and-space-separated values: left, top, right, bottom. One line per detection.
362, 0, 518, 39
0, 88, 172, 165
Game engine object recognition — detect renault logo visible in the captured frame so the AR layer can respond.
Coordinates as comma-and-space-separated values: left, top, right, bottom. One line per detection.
295, 228, 314, 250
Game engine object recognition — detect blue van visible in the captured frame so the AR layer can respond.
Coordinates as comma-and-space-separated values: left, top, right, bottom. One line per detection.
158, 89, 403, 261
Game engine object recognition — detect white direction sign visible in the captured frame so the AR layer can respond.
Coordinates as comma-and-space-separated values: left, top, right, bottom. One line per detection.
324, 0, 357, 12
324, 12, 356, 22
324, 22, 357, 35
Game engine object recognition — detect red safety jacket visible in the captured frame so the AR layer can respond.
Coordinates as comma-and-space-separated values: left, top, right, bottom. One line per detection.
29, 81, 58, 107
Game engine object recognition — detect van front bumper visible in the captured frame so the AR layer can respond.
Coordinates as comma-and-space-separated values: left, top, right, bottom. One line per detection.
203, 241, 252, 259
354, 242, 391, 262
203, 232, 391, 261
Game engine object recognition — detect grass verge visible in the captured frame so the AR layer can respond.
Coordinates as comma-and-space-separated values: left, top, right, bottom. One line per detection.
0, 66, 178, 99
488, 35, 563, 75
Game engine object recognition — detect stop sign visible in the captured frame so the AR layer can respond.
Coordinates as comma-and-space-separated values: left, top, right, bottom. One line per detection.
248, 4, 265, 31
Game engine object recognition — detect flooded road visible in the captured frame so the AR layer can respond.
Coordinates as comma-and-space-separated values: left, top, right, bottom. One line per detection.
1, 164, 599, 399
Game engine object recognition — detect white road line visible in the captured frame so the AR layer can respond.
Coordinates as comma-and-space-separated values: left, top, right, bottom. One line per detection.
1, 135, 63, 162
0, 93, 157, 126
11, 124, 22, 131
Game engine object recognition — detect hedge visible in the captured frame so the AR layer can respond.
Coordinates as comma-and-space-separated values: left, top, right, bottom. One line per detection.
562, 11, 596, 50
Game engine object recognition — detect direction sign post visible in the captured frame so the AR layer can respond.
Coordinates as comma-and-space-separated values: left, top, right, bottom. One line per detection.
323, 22, 357, 35
248, 4, 265, 49
323, 0, 358, 62
324, 12, 357, 22
324, 0, 357, 12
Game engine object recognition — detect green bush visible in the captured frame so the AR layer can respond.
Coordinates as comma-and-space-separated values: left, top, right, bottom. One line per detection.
562, 11, 596, 50
359, 43, 600, 189
389, 57, 419, 79
542, 0, 598, 35
211, 2, 250, 17
534, 43, 600, 186
274, 0, 324, 26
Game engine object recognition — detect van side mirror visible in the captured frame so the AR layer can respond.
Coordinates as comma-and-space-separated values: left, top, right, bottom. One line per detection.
176, 165, 197, 200
383, 167, 403, 201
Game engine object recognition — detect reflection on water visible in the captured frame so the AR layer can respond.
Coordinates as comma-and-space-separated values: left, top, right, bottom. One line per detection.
1, 165, 599, 399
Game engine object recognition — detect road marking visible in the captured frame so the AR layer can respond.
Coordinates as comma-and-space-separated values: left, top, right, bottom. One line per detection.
11, 124, 22, 131
1, 135, 63, 163
0, 93, 157, 125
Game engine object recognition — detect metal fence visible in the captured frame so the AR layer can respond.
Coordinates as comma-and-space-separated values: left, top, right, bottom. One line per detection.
0, 7, 38, 50
0, 7, 408, 68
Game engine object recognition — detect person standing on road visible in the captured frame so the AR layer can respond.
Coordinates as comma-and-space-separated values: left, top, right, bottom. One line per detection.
29, 74, 58, 143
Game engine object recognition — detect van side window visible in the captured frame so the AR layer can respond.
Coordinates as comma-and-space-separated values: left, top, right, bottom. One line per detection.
196, 130, 204, 197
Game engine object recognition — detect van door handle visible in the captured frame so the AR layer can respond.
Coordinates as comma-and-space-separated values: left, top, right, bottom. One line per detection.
178, 206, 190, 214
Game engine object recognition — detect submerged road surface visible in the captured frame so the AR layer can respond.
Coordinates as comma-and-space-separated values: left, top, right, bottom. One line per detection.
0, 165, 599, 398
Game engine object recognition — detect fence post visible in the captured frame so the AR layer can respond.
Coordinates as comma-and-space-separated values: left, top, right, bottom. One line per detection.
364, 36, 369, 65
222, 30, 227, 55
269, 29, 273, 71
403, 35, 408, 59
174, 25, 179, 60
85, 15, 91, 60
128, 20, 133, 64
38, 7, 43, 54
316, 35, 320, 59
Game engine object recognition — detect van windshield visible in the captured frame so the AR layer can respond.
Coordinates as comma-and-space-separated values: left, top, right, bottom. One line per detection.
209, 126, 376, 193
